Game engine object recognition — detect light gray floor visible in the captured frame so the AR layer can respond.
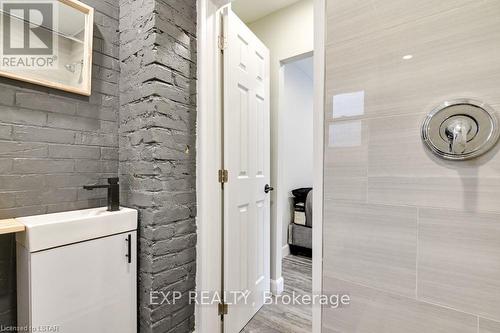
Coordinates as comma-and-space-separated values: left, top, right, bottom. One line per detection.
241, 255, 312, 333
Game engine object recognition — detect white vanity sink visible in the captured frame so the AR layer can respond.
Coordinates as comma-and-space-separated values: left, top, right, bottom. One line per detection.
16, 207, 138, 333
16, 207, 137, 252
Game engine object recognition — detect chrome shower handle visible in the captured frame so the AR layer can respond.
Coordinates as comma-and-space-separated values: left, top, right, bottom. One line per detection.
446, 119, 471, 154
421, 99, 499, 161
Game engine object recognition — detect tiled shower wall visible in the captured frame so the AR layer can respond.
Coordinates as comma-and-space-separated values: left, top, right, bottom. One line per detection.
323, 1, 500, 332
0, 0, 120, 326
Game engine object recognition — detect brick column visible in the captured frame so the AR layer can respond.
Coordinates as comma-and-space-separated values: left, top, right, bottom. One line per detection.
119, 0, 197, 332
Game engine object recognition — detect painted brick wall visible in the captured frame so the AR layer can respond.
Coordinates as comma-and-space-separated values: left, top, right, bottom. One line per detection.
119, 0, 197, 332
0, 0, 120, 325
0, 0, 197, 330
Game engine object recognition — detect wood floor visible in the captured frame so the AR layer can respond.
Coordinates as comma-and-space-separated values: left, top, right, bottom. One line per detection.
241, 255, 312, 333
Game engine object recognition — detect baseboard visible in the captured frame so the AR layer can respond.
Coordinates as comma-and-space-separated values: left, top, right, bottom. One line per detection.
282, 244, 290, 258
270, 277, 284, 295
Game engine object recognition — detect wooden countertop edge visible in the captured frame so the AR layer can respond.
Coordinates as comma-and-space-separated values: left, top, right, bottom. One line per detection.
0, 219, 25, 235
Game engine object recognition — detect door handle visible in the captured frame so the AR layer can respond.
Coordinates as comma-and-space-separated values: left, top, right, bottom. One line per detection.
125, 234, 131, 264
264, 184, 274, 193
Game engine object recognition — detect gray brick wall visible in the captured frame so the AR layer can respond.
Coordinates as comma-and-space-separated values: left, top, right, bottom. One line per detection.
0, 0, 196, 330
119, 0, 197, 332
0, 0, 120, 325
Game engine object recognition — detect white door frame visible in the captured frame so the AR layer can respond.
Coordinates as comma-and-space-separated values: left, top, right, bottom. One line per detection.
311, 1, 325, 332
195, 0, 325, 332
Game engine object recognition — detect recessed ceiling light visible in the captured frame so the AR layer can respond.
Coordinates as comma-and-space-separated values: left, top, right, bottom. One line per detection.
402, 54, 413, 60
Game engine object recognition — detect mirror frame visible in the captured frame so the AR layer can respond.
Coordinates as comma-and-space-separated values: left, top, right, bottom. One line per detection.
0, 0, 94, 96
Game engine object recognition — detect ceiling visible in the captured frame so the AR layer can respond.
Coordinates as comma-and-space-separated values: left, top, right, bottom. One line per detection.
232, 0, 302, 23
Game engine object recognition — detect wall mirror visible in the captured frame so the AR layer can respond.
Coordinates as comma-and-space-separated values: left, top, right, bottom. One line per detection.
0, 0, 94, 95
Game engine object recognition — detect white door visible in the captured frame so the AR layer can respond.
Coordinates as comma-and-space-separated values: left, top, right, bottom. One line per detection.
30, 232, 137, 333
222, 7, 271, 333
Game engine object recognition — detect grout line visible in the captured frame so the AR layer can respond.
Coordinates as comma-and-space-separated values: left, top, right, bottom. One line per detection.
330, 195, 500, 216
415, 207, 419, 300
325, 275, 484, 320
476, 315, 500, 326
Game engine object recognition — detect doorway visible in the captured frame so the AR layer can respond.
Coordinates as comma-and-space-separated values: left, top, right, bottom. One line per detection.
278, 54, 314, 259
195, 0, 325, 332
240, 52, 314, 333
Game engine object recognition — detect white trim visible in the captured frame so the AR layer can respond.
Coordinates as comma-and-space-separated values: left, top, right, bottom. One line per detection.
282, 244, 290, 258
274, 61, 286, 287
195, 0, 224, 332
312, 0, 325, 332
270, 277, 285, 295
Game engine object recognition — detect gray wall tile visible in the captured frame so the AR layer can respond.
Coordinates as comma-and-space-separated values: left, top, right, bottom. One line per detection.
322, 277, 477, 333
324, 202, 417, 297
0, 107, 47, 126
0, 1, 195, 330
48, 145, 101, 159
480, 318, 500, 333
47, 113, 101, 131
15, 92, 77, 115
324, 0, 500, 331
368, 176, 500, 213
0, 125, 12, 140
418, 208, 500, 321
0, 0, 120, 326
12, 126, 76, 144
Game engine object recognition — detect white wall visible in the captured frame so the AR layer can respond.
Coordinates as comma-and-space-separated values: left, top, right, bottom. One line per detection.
281, 58, 314, 248
246, 0, 314, 284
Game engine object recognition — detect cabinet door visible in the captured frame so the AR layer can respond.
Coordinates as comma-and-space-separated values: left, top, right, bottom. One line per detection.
30, 231, 137, 333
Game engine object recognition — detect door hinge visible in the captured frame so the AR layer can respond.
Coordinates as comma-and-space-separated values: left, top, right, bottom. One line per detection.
218, 35, 227, 51
218, 169, 228, 184
218, 303, 228, 316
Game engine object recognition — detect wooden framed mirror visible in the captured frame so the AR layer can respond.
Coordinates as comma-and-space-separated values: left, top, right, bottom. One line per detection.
0, 0, 94, 96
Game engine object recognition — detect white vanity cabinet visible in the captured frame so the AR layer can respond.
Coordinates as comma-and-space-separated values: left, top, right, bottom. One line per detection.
16, 207, 138, 333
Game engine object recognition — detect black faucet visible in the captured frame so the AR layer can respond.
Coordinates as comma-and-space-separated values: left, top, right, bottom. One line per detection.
83, 177, 120, 212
